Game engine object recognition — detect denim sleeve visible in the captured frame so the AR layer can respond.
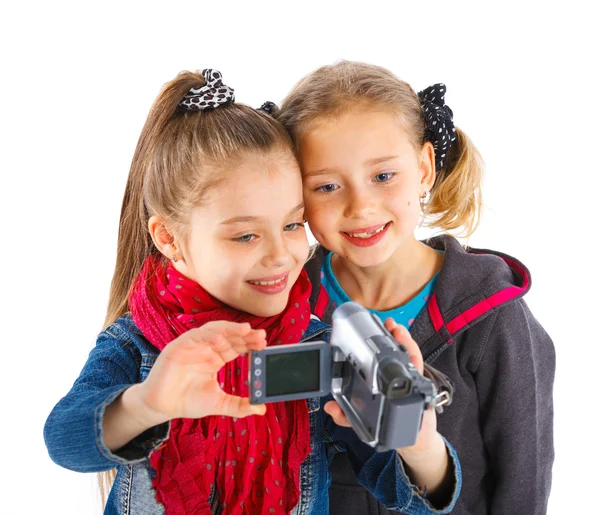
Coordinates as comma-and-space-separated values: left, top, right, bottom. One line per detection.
325, 416, 461, 514
43, 327, 170, 473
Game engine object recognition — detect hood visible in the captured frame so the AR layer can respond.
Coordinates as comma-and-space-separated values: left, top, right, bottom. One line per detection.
411, 235, 531, 359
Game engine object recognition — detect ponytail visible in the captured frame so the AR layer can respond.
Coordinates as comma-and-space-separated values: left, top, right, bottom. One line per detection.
424, 127, 484, 238
103, 72, 212, 328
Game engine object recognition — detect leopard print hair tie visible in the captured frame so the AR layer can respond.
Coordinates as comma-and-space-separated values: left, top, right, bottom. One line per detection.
418, 84, 457, 170
179, 69, 235, 111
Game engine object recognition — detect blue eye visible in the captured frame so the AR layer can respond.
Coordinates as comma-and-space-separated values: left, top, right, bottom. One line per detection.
374, 172, 395, 183
316, 183, 339, 193
234, 234, 255, 243
284, 222, 305, 231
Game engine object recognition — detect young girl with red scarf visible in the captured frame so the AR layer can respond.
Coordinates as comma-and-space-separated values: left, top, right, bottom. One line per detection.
44, 69, 461, 515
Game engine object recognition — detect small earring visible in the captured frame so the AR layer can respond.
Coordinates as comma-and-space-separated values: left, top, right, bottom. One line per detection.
419, 190, 430, 213
172, 254, 178, 263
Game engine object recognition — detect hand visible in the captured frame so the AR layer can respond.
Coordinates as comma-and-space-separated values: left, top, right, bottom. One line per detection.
324, 318, 451, 495
324, 318, 439, 454
136, 321, 268, 424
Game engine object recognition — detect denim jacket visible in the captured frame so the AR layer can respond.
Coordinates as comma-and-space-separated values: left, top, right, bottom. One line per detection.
44, 315, 461, 514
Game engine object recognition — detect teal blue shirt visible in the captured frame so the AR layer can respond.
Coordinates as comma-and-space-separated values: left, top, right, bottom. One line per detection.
321, 252, 438, 329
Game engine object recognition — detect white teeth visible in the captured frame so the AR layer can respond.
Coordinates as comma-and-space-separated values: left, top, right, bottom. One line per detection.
249, 276, 285, 286
348, 225, 386, 238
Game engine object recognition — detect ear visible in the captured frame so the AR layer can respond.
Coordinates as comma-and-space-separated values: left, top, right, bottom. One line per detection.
419, 141, 436, 192
148, 216, 180, 261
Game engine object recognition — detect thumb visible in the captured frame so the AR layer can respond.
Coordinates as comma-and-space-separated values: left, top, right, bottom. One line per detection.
384, 318, 424, 374
216, 392, 267, 418
324, 400, 351, 427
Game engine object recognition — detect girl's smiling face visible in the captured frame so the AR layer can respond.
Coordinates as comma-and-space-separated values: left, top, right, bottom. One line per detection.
299, 108, 435, 268
156, 150, 309, 317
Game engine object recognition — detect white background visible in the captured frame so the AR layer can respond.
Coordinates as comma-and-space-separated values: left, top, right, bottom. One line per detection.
1, 1, 598, 514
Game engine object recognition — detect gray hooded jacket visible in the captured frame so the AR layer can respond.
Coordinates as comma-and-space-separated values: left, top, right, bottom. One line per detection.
305, 235, 555, 515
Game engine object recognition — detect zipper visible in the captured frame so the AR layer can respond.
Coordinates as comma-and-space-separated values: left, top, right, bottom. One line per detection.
424, 340, 452, 365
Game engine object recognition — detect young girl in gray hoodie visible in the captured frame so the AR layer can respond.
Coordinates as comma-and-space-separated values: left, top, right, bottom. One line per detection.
277, 61, 555, 515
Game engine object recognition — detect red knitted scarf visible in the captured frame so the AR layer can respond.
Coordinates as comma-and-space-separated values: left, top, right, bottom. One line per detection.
128, 255, 312, 514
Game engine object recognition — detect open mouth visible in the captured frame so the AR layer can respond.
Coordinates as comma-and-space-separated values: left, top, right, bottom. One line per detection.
246, 273, 289, 294
248, 276, 286, 286
341, 222, 391, 247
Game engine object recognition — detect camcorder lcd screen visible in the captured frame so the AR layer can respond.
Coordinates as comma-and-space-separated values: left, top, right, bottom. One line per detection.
265, 350, 320, 396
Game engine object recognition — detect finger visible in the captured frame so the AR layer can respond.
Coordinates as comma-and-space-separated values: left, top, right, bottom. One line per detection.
207, 320, 254, 337
189, 322, 253, 346
204, 327, 267, 354
323, 401, 351, 427
222, 334, 267, 356
384, 318, 398, 332
385, 318, 424, 374
185, 323, 266, 350
202, 330, 243, 364
244, 329, 267, 348
216, 323, 267, 350
216, 391, 267, 418
176, 327, 266, 369
228, 329, 267, 352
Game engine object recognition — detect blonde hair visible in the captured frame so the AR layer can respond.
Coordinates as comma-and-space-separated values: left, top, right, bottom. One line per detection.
98, 70, 294, 505
277, 60, 484, 237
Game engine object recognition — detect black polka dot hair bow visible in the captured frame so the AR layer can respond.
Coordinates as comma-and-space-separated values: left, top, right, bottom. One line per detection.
257, 101, 278, 116
179, 69, 235, 111
418, 84, 457, 170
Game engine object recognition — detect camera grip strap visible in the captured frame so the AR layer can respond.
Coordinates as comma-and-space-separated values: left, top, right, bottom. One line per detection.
424, 363, 454, 413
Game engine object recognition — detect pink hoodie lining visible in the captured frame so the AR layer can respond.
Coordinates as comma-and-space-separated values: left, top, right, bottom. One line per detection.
428, 255, 530, 336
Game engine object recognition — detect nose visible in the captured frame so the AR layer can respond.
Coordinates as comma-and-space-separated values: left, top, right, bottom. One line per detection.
261, 235, 291, 268
343, 185, 376, 219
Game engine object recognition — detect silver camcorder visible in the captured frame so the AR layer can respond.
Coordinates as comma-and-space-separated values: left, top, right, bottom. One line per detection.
249, 302, 438, 451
